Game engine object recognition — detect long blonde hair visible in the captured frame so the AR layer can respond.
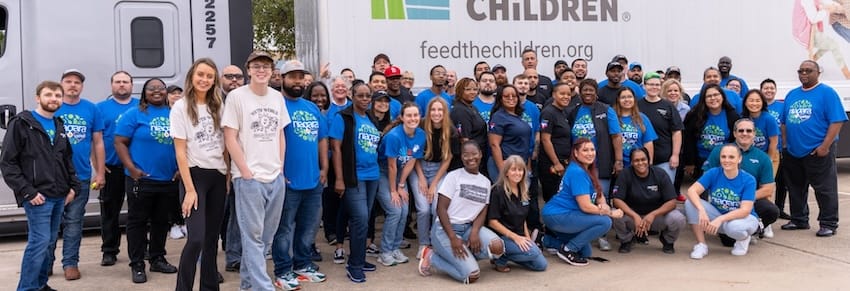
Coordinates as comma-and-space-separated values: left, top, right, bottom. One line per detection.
422, 97, 453, 161
183, 58, 223, 129
493, 155, 529, 202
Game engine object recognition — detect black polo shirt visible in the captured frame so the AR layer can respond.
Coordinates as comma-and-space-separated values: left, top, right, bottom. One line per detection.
539, 104, 571, 167
638, 98, 684, 164
611, 166, 677, 215
487, 185, 529, 235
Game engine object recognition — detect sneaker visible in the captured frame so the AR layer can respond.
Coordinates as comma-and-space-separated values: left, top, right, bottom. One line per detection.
556, 246, 588, 266
327, 234, 338, 246
731, 236, 751, 256
365, 243, 381, 257
294, 266, 326, 283
362, 261, 377, 272
345, 266, 366, 283
659, 235, 675, 254
274, 272, 301, 290
149, 258, 177, 273
225, 261, 240, 272
418, 246, 432, 276
392, 249, 410, 264
618, 239, 634, 253
378, 252, 397, 266
400, 240, 412, 249
763, 224, 774, 239
131, 264, 147, 283
169, 225, 185, 239
310, 244, 322, 262
690, 243, 708, 259
597, 237, 611, 251
333, 248, 345, 264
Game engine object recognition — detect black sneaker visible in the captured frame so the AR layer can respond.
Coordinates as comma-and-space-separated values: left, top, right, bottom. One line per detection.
217, 271, 224, 284
311, 244, 322, 262
362, 261, 377, 272
225, 261, 240, 272
635, 235, 649, 245
659, 235, 675, 254
556, 246, 588, 266
39, 284, 57, 291
101, 253, 117, 266
131, 264, 147, 283
718, 233, 736, 247
149, 258, 178, 273
778, 212, 792, 220
403, 225, 418, 240
618, 239, 634, 253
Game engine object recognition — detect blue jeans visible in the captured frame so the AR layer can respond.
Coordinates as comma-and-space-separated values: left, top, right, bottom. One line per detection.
18, 197, 65, 291
655, 162, 676, 185
684, 199, 758, 240
233, 175, 286, 291
272, 184, 323, 276
377, 167, 410, 253
343, 180, 378, 270
47, 181, 89, 270
412, 161, 442, 245
225, 188, 242, 266
430, 222, 500, 283
493, 235, 547, 271
542, 211, 611, 255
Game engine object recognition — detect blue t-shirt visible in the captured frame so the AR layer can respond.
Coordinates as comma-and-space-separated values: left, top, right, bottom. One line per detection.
690, 87, 742, 114
571, 105, 620, 147
767, 101, 785, 150
415, 89, 452, 116
98, 97, 140, 166
329, 112, 381, 181
783, 84, 848, 157
751, 113, 779, 153
698, 111, 731, 159
620, 113, 658, 167
369, 98, 401, 121
697, 167, 757, 217
115, 105, 177, 181
56, 99, 104, 180
522, 100, 541, 157
284, 97, 328, 190
705, 145, 774, 187
720, 75, 749, 97
327, 100, 351, 120
383, 126, 426, 172
472, 97, 494, 124
598, 79, 646, 98
489, 109, 532, 160
542, 162, 596, 216
33, 111, 56, 144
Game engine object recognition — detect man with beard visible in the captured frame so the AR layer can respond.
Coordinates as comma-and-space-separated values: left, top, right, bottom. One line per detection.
521, 49, 552, 100
415, 65, 452, 115
571, 58, 589, 81
718, 56, 750, 95
600, 55, 646, 97
492, 64, 509, 87
628, 62, 644, 85
97, 71, 140, 267
2, 81, 79, 291
598, 62, 626, 105
385, 66, 415, 103
446, 69, 458, 97
473, 61, 490, 81
220, 65, 246, 272
688, 67, 742, 114
523, 68, 549, 106
472, 72, 498, 124
553, 60, 568, 85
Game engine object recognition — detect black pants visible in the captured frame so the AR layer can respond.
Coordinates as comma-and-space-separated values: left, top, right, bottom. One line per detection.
126, 177, 178, 267
774, 155, 788, 212
176, 168, 227, 291
783, 145, 840, 229
526, 159, 543, 231
100, 165, 126, 256
539, 160, 566, 203
754, 198, 780, 227
322, 177, 341, 242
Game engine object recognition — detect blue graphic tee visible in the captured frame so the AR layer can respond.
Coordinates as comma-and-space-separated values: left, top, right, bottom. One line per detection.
56, 99, 104, 180
472, 97, 494, 124
542, 162, 595, 216
751, 113, 779, 153
698, 111, 731, 159
98, 98, 140, 166
783, 84, 848, 157
115, 105, 177, 181
284, 97, 327, 190
415, 89, 452, 116
522, 100, 541, 157
383, 126, 426, 174
33, 111, 56, 144
619, 113, 658, 167
767, 101, 784, 150
329, 112, 381, 181
697, 167, 757, 217
571, 105, 620, 147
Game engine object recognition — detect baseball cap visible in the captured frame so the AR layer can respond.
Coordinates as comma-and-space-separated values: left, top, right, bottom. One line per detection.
606, 62, 624, 71
611, 54, 628, 63
384, 66, 402, 78
245, 51, 275, 67
629, 62, 642, 70
372, 90, 390, 101
61, 69, 86, 82
167, 85, 183, 94
554, 60, 568, 67
643, 72, 662, 81
666, 66, 682, 75
492, 64, 506, 72
281, 60, 307, 76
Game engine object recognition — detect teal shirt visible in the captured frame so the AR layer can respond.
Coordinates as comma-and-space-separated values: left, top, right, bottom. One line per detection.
704, 143, 774, 186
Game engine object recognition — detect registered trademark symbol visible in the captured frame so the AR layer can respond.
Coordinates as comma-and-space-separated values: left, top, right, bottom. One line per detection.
622, 12, 631, 22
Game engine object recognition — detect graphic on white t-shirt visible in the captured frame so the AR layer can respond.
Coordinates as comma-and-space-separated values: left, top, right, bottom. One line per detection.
249, 108, 281, 141
459, 184, 488, 204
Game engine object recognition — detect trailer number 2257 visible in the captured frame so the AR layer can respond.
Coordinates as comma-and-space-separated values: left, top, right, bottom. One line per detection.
205, 0, 217, 48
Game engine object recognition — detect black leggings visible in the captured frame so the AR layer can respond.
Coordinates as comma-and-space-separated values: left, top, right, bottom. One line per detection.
176, 167, 227, 291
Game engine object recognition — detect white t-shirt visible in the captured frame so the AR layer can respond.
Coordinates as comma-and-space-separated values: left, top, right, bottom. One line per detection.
437, 168, 492, 225
170, 99, 227, 174
221, 85, 291, 183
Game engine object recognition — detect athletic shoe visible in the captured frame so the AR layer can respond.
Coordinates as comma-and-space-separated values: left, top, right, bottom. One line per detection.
763, 224, 774, 239
362, 261, 377, 272
273, 272, 301, 290
618, 238, 634, 253
597, 237, 611, 251
690, 243, 708, 259
310, 244, 322, 262
332, 248, 345, 264
345, 266, 366, 283
418, 246, 432, 276
556, 246, 588, 266
169, 225, 185, 240
365, 243, 381, 257
392, 249, 409, 264
377, 252, 397, 266
225, 261, 240, 272
659, 235, 675, 254
731, 236, 751, 256
294, 265, 326, 283
400, 240, 412, 249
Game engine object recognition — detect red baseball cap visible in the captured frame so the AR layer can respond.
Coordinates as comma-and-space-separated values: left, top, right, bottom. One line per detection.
384, 66, 402, 78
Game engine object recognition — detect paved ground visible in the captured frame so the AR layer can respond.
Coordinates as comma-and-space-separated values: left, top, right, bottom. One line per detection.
2, 161, 850, 291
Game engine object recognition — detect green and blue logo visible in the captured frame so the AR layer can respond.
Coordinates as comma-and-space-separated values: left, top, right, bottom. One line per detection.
372, 0, 450, 20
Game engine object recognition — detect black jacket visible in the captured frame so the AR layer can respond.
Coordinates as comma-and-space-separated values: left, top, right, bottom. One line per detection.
1, 111, 80, 206
682, 109, 738, 167
567, 102, 616, 179
335, 105, 380, 188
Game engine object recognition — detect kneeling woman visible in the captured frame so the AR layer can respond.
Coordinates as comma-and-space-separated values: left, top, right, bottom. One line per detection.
418, 141, 503, 283
685, 144, 759, 259
487, 155, 547, 272
541, 138, 623, 266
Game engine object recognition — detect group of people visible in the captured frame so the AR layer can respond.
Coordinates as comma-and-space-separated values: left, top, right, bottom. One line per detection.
0, 49, 844, 291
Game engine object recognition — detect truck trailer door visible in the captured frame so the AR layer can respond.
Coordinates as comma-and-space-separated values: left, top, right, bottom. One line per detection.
0, 0, 26, 229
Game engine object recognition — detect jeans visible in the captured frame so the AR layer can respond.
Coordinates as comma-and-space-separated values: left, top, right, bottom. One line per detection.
684, 199, 759, 240
430, 222, 500, 283
377, 167, 410, 253
100, 165, 126, 256
833, 22, 850, 43
412, 161, 442, 246
18, 197, 64, 291
486, 156, 499, 182
342, 180, 379, 271
272, 184, 323, 277
542, 211, 612, 255
233, 175, 286, 291
655, 162, 676, 185
783, 145, 840, 229
224, 187, 241, 266
176, 168, 227, 291
47, 180, 90, 270
612, 210, 686, 243
492, 235, 547, 271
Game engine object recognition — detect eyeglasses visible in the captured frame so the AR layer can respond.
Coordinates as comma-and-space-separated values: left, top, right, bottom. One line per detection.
402, 77, 414, 81
797, 69, 816, 74
249, 64, 273, 71
223, 74, 244, 80
145, 85, 166, 91
705, 92, 722, 99
736, 129, 754, 133
464, 87, 479, 91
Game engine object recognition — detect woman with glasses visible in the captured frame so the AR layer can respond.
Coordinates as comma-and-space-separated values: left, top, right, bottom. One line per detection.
488, 85, 531, 180
613, 87, 657, 168
682, 84, 738, 181
450, 78, 488, 174
741, 89, 780, 173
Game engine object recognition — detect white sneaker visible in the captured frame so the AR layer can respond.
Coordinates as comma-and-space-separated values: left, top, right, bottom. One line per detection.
731, 236, 751, 256
597, 237, 611, 251
169, 225, 185, 239
392, 249, 409, 264
273, 272, 301, 290
377, 252, 397, 266
690, 243, 708, 259
416, 245, 427, 260
763, 224, 774, 238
